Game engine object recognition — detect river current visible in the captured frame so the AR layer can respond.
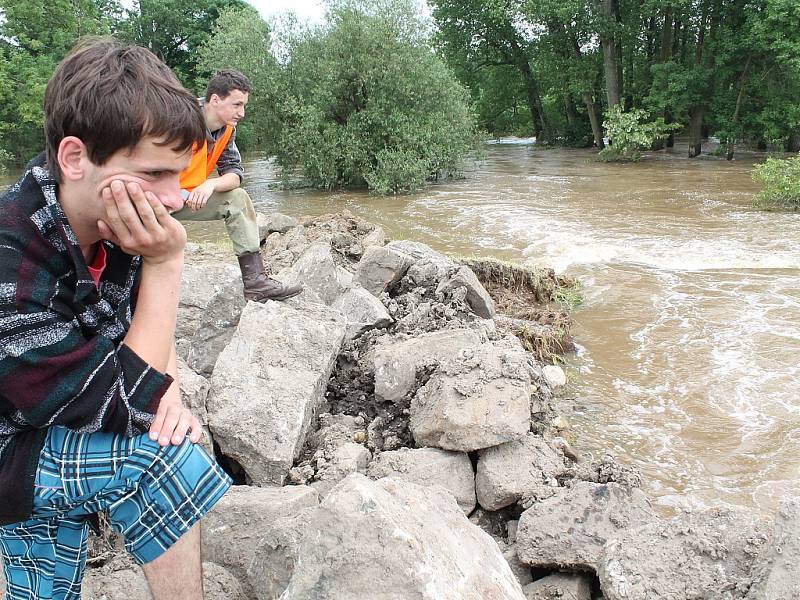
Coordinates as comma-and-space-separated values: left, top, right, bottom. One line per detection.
3, 143, 798, 514
242, 143, 800, 515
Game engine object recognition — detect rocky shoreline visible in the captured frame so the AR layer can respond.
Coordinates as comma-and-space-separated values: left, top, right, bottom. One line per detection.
3, 211, 795, 600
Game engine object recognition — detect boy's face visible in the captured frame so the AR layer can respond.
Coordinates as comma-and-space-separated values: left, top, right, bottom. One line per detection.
211, 89, 249, 127
86, 137, 192, 214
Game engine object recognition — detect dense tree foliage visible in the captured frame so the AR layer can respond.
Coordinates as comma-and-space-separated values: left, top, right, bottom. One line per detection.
0, 0, 119, 163
430, 0, 800, 158
263, 0, 478, 193
0, 0, 239, 165
119, 0, 246, 86
0, 0, 477, 193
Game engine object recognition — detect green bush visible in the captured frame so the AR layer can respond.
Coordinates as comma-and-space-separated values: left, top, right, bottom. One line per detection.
273, 0, 479, 194
599, 105, 679, 162
752, 155, 800, 210
0, 149, 12, 174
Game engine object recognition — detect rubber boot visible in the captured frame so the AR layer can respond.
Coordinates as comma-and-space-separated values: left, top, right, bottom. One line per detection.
237, 251, 303, 302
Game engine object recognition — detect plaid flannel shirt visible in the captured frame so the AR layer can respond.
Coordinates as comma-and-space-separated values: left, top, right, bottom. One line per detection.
0, 155, 172, 525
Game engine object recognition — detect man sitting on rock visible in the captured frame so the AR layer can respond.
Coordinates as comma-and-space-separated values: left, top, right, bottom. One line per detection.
174, 69, 302, 302
0, 38, 231, 599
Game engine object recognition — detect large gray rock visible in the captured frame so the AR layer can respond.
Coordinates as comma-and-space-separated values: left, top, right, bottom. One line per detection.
386, 240, 451, 267
410, 336, 532, 452
476, 434, 566, 511
373, 329, 484, 403
207, 301, 346, 485
367, 447, 476, 514
331, 286, 392, 340
177, 259, 239, 340
280, 242, 343, 305
185, 272, 247, 376
353, 245, 414, 297
177, 260, 241, 347
257, 212, 299, 241
522, 573, 592, 600
516, 482, 653, 571
176, 357, 214, 454
279, 474, 526, 600
248, 508, 317, 600
202, 484, 319, 597
436, 265, 495, 319
361, 226, 385, 249
79, 560, 246, 600
748, 499, 800, 600
600, 507, 772, 600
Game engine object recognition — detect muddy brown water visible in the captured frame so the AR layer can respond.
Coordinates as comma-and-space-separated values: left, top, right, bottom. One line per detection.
3, 143, 798, 515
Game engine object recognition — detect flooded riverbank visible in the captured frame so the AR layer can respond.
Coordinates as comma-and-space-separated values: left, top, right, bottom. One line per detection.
242, 144, 800, 514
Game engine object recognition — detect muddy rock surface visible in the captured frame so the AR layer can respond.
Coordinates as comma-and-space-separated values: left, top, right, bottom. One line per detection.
747, 499, 800, 599
279, 474, 526, 600
517, 481, 654, 571
367, 446, 477, 514
523, 573, 594, 600
599, 507, 772, 600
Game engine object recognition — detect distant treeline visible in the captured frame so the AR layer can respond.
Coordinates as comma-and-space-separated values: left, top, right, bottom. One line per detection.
430, 0, 800, 158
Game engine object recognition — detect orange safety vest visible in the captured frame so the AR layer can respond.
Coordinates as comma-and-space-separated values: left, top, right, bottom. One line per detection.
179, 125, 234, 191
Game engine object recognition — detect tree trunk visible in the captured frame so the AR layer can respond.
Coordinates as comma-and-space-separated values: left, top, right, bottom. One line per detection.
687, 0, 721, 158
505, 38, 549, 141
659, 6, 673, 62
521, 61, 547, 140
688, 107, 704, 158
563, 93, 577, 129
787, 132, 800, 153
565, 26, 604, 148
646, 16, 656, 60
726, 56, 751, 160
584, 92, 605, 148
596, 0, 622, 108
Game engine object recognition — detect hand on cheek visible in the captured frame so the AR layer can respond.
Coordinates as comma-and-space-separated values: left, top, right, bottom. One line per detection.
97, 180, 186, 263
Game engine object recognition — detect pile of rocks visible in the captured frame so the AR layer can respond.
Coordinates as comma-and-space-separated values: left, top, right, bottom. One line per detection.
31, 211, 794, 600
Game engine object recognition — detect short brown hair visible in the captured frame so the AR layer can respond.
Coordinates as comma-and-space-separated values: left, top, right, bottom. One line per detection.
44, 37, 205, 180
205, 69, 252, 101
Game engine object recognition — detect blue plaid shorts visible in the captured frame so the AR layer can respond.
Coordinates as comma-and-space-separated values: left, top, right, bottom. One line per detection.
0, 426, 232, 600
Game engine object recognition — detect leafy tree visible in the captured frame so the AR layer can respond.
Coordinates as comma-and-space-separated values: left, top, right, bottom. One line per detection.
599, 105, 679, 161
196, 5, 281, 151
0, 0, 120, 164
431, 0, 551, 141
273, 0, 479, 194
120, 0, 246, 85
752, 156, 800, 210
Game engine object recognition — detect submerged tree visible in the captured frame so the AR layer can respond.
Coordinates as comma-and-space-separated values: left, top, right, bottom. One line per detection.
273, 0, 479, 193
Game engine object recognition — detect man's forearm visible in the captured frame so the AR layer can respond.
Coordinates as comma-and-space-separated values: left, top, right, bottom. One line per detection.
211, 172, 241, 193
123, 257, 183, 373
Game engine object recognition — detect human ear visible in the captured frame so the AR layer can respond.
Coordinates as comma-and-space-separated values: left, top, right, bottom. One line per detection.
57, 137, 87, 181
